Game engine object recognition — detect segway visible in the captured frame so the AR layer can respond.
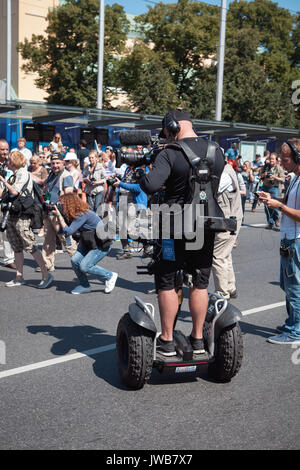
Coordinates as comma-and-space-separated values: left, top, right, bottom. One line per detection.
116, 289, 243, 390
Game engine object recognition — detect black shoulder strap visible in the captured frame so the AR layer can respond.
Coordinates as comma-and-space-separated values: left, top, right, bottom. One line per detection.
166, 140, 217, 167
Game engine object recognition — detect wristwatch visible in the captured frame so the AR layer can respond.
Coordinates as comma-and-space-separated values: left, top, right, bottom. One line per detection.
278, 205, 283, 212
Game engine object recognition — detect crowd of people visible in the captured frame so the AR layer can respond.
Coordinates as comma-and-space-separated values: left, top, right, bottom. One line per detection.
0, 124, 299, 347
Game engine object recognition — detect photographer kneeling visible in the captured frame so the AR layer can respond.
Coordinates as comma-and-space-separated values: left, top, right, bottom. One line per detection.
0, 151, 53, 288
52, 193, 118, 295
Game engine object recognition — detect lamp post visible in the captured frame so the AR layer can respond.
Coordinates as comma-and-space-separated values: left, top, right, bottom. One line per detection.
215, 0, 227, 121
97, 0, 105, 109
6, 0, 11, 101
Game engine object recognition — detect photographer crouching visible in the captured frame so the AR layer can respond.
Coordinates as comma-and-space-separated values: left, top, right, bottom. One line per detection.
0, 151, 53, 288
52, 193, 118, 295
257, 139, 300, 345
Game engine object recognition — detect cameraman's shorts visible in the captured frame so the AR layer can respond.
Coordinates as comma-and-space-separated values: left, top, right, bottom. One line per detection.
155, 232, 215, 291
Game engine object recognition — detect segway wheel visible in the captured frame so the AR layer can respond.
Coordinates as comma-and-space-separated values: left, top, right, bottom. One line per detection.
116, 313, 154, 390
208, 323, 243, 382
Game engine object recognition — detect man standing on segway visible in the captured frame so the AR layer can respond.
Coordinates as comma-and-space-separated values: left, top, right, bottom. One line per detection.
139, 109, 225, 356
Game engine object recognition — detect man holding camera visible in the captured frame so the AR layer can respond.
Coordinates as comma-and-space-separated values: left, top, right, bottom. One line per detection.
258, 140, 300, 345
260, 153, 285, 229
0, 139, 16, 269
113, 165, 148, 260
139, 109, 225, 356
41, 153, 77, 271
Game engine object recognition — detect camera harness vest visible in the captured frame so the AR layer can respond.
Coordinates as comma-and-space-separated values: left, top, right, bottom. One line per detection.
165, 140, 237, 233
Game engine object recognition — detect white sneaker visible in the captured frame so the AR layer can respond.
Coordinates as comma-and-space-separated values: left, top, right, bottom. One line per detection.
6, 278, 25, 287
105, 272, 118, 293
71, 285, 91, 295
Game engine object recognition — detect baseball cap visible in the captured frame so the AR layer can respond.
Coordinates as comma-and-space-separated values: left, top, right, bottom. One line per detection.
64, 152, 78, 161
159, 109, 192, 138
106, 146, 113, 151
50, 153, 64, 161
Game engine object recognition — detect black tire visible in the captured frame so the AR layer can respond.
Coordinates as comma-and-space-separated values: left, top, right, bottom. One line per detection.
208, 323, 243, 382
116, 313, 154, 390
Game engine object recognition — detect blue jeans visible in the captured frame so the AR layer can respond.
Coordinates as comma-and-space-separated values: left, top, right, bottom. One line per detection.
280, 239, 300, 339
87, 192, 103, 213
260, 185, 279, 226
71, 243, 112, 288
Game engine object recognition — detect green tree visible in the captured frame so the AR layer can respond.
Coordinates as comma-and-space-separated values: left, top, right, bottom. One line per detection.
17, 0, 130, 107
118, 0, 219, 114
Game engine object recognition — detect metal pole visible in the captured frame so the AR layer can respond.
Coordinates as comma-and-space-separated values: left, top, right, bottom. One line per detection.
97, 0, 105, 109
215, 0, 227, 121
6, 0, 11, 101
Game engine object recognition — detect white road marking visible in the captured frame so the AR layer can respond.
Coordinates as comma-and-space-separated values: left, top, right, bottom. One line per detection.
242, 301, 285, 316
0, 300, 286, 380
0, 344, 115, 379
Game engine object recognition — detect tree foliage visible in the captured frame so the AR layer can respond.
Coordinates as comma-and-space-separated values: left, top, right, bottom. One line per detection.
118, 0, 300, 127
17, 0, 129, 107
17, 0, 300, 127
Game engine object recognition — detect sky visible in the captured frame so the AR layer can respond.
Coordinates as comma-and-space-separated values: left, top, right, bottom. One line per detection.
105, 0, 300, 16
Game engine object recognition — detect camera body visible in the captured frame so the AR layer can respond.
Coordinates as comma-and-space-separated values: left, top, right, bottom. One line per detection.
0, 201, 12, 232
89, 176, 96, 183
44, 200, 63, 213
107, 177, 118, 187
0, 164, 7, 179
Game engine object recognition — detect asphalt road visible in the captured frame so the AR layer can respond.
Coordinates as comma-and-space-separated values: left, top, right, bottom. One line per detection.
0, 202, 299, 451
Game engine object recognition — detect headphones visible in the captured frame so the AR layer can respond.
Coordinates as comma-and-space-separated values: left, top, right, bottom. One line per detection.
164, 112, 181, 138
285, 140, 300, 164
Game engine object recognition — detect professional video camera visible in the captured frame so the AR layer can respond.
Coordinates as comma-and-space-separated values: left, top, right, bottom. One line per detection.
114, 130, 164, 169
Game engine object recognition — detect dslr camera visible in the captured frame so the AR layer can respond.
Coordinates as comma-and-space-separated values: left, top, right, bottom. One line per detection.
44, 200, 63, 213
0, 164, 7, 179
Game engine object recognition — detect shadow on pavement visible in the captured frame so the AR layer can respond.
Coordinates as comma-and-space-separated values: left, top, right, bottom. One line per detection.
27, 324, 127, 390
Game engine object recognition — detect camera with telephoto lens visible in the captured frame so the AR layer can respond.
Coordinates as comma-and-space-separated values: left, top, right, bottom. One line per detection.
114, 130, 166, 169
0, 201, 12, 232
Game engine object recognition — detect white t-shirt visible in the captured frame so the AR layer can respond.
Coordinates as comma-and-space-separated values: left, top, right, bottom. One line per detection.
281, 175, 300, 240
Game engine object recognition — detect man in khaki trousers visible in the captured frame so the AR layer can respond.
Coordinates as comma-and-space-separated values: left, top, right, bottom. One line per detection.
212, 162, 243, 299
42, 154, 77, 271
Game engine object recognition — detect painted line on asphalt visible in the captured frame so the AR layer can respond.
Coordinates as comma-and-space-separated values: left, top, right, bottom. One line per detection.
0, 344, 116, 380
242, 301, 285, 316
0, 300, 285, 380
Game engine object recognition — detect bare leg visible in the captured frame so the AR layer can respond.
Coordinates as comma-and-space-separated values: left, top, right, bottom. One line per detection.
14, 251, 24, 279
189, 287, 208, 339
158, 289, 178, 341
32, 249, 48, 280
